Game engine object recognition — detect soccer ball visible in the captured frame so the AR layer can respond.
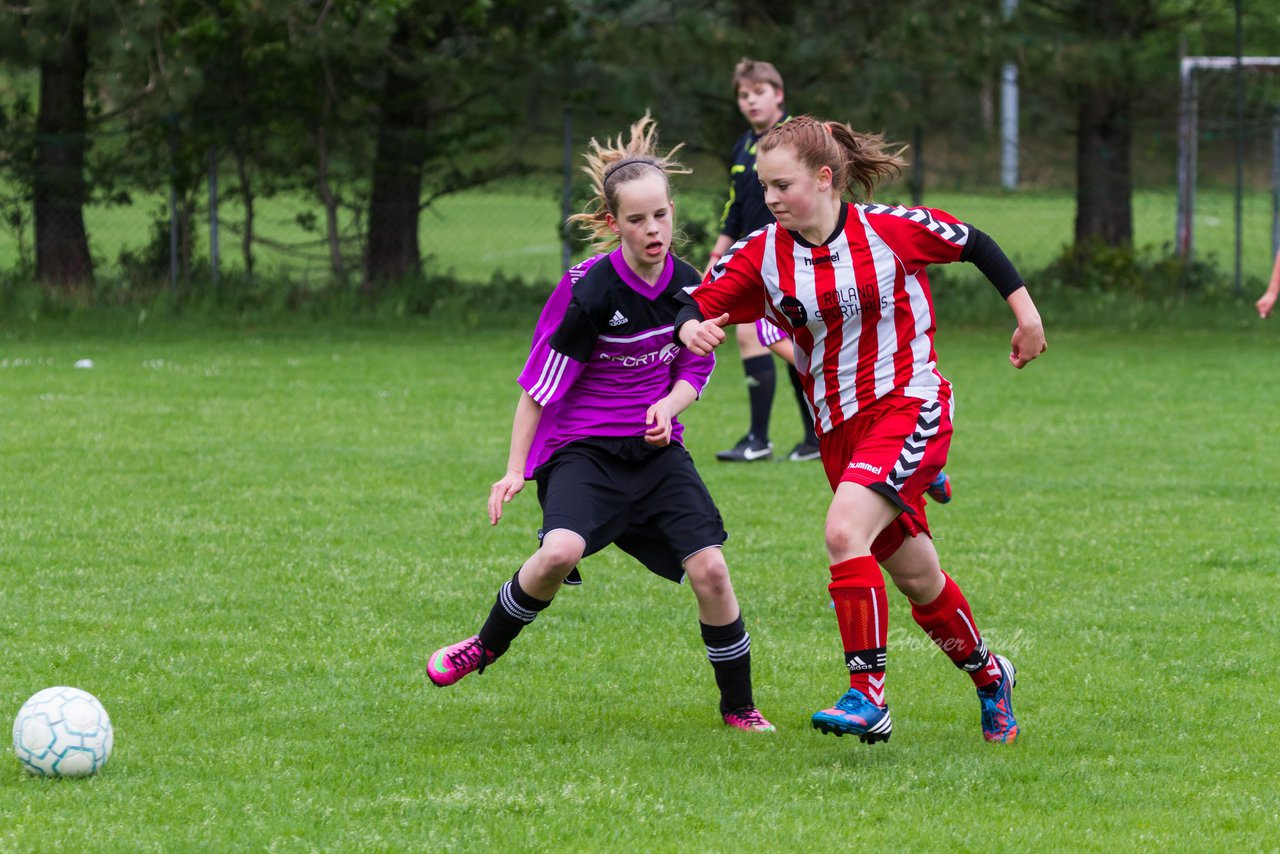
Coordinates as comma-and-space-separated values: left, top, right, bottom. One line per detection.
12, 686, 114, 778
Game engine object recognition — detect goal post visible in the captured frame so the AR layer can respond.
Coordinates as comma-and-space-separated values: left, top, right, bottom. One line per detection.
1176, 55, 1280, 266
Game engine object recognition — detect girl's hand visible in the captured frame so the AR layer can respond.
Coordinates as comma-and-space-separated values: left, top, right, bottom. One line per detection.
1010, 319, 1046, 369
1258, 291, 1277, 318
488, 470, 525, 525
644, 401, 675, 446
678, 314, 731, 356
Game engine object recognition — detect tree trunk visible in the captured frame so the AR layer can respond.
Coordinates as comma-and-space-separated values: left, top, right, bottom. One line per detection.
233, 142, 255, 279
34, 18, 94, 288
316, 87, 345, 283
1074, 83, 1133, 248
317, 125, 345, 283
363, 17, 427, 292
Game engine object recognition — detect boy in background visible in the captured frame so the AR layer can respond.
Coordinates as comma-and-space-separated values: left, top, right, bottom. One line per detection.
707, 58, 820, 464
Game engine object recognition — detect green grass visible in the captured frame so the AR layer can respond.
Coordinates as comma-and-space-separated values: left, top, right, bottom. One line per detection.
2, 313, 1279, 850
3, 184, 1277, 291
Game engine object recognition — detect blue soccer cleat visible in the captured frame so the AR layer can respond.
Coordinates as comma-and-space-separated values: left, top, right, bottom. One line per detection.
979, 654, 1019, 743
811, 688, 892, 744
926, 471, 952, 504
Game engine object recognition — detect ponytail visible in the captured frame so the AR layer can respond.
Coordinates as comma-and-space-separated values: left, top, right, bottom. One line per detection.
760, 115, 907, 201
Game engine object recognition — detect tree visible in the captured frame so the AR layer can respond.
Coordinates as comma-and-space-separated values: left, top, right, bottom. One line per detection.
362, 0, 568, 292
17, 5, 95, 287
1022, 0, 1202, 249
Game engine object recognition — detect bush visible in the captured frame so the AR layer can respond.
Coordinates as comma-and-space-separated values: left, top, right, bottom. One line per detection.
1037, 240, 1226, 298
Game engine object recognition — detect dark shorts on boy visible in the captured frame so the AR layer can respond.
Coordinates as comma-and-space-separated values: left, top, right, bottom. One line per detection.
534, 437, 727, 584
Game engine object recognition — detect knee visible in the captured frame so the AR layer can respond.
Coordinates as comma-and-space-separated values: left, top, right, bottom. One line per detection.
824, 519, 865, 560
535, 533, 584, 577
684, 548, 731, 592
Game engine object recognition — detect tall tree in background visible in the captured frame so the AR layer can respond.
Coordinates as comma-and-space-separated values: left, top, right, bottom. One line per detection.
28, 6, 94, 286
363, 9, 431, 289
363, 0, 567, 292
3, 0, 173, 287
1024, 0, 1195, 249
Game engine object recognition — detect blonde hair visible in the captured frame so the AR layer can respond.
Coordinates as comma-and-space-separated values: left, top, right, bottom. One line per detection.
759, 115, 907, 202
567, 112, 689, 251
732, 58, 784, 94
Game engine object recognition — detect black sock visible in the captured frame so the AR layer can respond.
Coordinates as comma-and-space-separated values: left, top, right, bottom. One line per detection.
787, 363, 817, 444
701, 614, 753, 714
478, 570, 552, 659
743, 355, 775, 441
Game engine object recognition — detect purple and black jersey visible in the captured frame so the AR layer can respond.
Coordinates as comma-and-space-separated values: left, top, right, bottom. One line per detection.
518, 249, 715, 478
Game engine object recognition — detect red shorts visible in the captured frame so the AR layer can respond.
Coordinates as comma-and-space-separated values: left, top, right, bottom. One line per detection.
819, 394, 953, 562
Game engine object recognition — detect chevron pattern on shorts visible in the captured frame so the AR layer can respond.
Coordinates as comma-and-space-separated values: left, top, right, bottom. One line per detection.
888, 401, 942, 490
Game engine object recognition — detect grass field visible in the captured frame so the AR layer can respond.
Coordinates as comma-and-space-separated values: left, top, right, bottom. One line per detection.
3, 184, 1278, 292
2, 313, 1279, 850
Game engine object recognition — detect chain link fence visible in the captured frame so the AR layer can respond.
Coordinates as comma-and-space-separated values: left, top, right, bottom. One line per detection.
4, 80, 1279, 294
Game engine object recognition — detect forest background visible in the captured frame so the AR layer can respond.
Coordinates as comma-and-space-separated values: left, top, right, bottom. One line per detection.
2, 0, 1280, 315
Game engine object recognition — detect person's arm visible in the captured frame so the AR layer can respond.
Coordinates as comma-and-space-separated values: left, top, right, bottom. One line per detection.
488, 391, 543, 526
705, 136, 749, 276
768, 336, 796, 366
960, 227, 1024, 300
955, 226, 1045, 368
1006, 287, 1046, 369
1257, 249, 1280, 318
703, 234, 735, 278
644, 379, 700, 446
674, 245, 770, 353
675, 309, 731, 356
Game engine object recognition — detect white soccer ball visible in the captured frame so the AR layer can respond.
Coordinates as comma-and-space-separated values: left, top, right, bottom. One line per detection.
12, 686, 114, 778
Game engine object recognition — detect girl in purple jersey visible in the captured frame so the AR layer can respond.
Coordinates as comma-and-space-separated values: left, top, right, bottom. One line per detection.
426, 115, 774, 734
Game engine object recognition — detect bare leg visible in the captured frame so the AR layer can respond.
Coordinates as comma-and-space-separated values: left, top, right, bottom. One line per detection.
516, 528, 585, 601
683, 546, 739, 625
879, 533, 945, 605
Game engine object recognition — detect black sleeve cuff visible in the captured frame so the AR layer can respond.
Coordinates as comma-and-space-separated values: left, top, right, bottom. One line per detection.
673, 290, 707, 346
960, 227, 1025, 299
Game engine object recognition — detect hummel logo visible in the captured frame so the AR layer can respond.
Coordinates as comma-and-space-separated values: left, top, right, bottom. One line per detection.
608, 310, 628, 327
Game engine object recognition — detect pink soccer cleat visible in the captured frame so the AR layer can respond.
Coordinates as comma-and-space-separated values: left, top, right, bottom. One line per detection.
426, 635, 495, 687
723, 706, 777, 733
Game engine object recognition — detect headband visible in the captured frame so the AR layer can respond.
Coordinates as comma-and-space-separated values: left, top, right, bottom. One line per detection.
603, 157, 658, 185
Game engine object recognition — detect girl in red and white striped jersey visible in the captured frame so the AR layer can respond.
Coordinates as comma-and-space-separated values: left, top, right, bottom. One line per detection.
676, 116, 1046, 744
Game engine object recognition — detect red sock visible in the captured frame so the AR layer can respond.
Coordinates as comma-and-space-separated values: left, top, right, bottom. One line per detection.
828, 555, 888, 706
910, 571, 1002, 689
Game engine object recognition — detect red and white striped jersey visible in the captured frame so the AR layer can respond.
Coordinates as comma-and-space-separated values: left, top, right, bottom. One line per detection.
691, 202, 969, 436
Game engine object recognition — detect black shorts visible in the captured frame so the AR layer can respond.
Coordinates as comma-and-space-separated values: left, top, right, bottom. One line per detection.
533, 437, 727, 584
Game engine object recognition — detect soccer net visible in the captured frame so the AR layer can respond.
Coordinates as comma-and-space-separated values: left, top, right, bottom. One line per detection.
1175, 56, 1280, 271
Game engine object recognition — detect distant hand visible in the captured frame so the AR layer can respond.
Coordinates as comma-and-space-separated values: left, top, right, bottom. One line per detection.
1010, 320, 1046, 369
488, 470, 525, 526
679, 313, 731, 356
1258, 291, 1278, 319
